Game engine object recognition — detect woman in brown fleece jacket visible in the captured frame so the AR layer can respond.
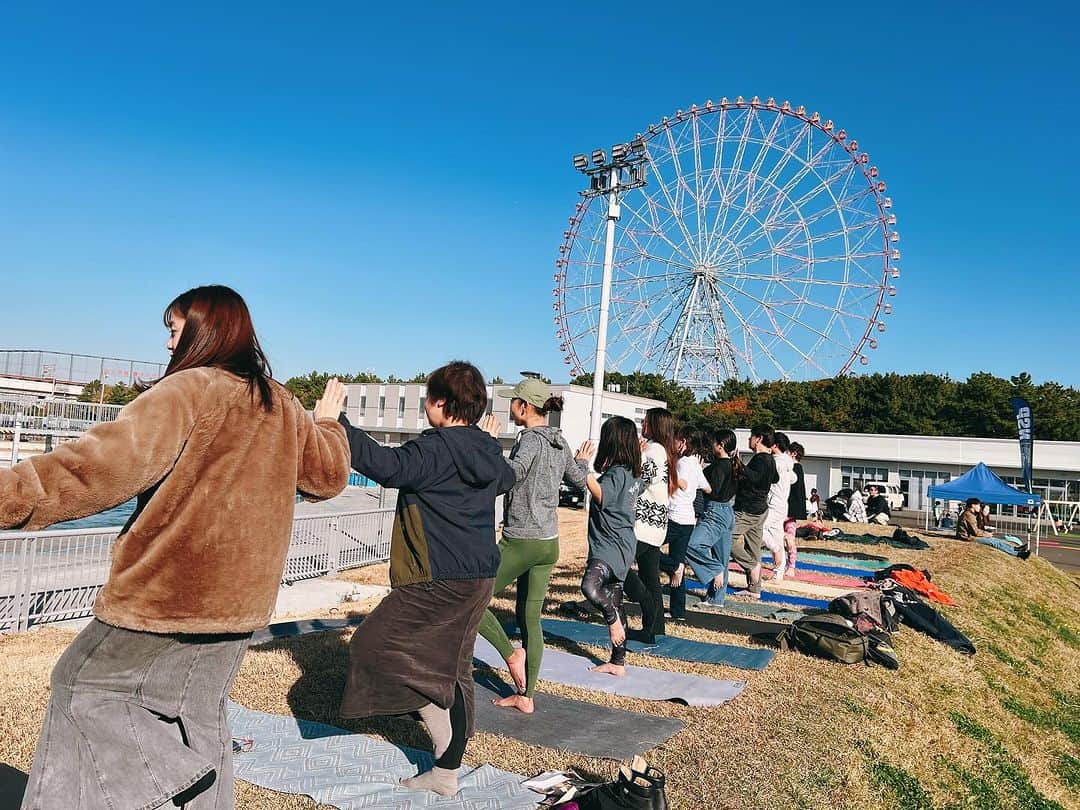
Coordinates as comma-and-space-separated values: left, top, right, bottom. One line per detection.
0, 285, 350, 810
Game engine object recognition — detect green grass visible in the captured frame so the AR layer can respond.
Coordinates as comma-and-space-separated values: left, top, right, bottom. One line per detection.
864, 754, 933, 810
951, 712, 1064, 810
842, 695, 874, 718
1026, 603, 1080, 648
1053, 752, 1080, 791
1002, 690, 1080, 748
986, 643, 1030, 675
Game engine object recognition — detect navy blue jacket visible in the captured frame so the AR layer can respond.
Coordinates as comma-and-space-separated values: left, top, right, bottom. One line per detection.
339, 416, 516, 587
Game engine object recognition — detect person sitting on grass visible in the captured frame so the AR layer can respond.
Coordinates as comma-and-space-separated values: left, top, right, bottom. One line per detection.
579, 416, 643, 677
336, 361, 517, 798
475, 378, 592, 715
956, 497, 1030, 559
865, 483, 892, 525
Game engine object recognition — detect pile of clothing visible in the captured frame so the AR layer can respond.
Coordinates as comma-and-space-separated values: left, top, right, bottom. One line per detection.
768, 563, 975, 667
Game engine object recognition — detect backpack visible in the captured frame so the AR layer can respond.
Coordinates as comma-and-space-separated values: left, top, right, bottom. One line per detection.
829, 590, 900, 633
779, 614, 870, 665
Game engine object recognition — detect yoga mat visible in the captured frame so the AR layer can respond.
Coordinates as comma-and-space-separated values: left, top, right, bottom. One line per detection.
770, 568, 867, 589
472, 671, 685, 759
227, 702, 538, 809
251, 617, 684, 761
762, 555, 878, 580
680, 606, 792, 635
685, 579, 831, 610
517, 618, 775, 671
794, 551, 888, 570
728, 569, 853, 599
251, 616, 365, 645
473, 637, 746, 707
797, 546, 889, 562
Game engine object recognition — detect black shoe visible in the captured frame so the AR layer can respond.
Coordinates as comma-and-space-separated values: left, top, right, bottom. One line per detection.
628, 764, 668, 810
1017, 544, 1031, 560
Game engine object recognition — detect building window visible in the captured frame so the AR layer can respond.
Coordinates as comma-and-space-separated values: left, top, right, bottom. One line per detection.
378, 396, 385, 418
398, 396, 405, 417
360, 395, 367, 410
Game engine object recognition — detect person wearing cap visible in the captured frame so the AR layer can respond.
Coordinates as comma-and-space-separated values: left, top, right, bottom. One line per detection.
478, 378, 591, 714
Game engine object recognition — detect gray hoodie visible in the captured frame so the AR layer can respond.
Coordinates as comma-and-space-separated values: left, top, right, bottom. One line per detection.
502, 425, 589, 540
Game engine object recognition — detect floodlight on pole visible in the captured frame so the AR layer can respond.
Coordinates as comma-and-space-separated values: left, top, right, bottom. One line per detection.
571, 140, 648, 444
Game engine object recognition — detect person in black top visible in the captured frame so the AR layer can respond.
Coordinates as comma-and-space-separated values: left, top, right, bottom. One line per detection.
865, 483, 891, 525
729, 424, 779, 598
681, 428, 741, 607
787, 442, 808, 521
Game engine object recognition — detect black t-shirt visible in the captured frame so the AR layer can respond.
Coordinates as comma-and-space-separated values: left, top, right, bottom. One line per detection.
734, 451, 778, 515
702, 458, 737, 503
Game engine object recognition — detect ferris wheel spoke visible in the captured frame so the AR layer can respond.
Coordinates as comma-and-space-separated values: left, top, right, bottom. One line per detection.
620, 228, 698, 273
620, 195, 698, 266
644, 167, 700, 262
715, 275, 856, 354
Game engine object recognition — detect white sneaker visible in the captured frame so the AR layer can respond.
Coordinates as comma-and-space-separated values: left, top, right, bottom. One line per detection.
771, 568, 785, 582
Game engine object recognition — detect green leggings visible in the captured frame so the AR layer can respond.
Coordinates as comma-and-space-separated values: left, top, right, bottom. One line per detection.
477, 536, 559, 698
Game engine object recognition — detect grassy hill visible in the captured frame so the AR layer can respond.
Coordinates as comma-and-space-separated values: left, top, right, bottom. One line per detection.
2, 510, 1077, 809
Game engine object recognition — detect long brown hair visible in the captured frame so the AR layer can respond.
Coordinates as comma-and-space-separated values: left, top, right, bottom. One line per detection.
595, 416, 643, 478
643, 407, 679, 497
161, 285, 274, 411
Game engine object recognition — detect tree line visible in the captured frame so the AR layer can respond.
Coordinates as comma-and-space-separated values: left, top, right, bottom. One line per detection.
89, 367, 1080, 442
569, 370, 1080, 442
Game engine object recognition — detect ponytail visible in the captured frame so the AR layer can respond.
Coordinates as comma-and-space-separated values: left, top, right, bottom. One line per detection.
539, 395, 564, 415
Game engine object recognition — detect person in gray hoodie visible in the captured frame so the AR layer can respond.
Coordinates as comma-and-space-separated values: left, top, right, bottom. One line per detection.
477, 378, 592, 714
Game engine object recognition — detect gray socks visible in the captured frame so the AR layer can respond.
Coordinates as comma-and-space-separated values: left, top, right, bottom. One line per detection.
401, 765, 459, 796
416, 702, 452, 759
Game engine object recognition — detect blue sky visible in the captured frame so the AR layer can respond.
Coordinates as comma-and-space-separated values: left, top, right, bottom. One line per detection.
1, 2, 1077, 387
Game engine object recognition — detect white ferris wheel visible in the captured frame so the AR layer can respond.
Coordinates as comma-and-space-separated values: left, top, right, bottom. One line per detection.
554, 96, 900, 392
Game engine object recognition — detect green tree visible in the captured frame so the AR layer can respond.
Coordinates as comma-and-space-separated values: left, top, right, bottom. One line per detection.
78, 380, 104, 403
106, 382, 140, 405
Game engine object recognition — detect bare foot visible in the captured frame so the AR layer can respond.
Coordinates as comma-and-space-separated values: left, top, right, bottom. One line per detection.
505, 647, 527, 694
590, 662, 626, 677
608, 622, 626, 648
492, 693, 535, 713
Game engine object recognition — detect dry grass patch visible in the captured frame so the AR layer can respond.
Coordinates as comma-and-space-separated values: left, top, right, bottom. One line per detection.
3, 510, 1078, 809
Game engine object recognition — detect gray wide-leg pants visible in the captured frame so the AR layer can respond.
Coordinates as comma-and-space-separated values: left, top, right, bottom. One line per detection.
22, 619, 251, 810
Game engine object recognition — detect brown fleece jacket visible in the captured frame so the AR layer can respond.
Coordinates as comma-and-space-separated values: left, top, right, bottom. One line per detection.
0, 367, 350, 633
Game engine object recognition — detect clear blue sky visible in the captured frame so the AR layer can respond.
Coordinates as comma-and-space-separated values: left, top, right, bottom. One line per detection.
2, 2, 1077, 387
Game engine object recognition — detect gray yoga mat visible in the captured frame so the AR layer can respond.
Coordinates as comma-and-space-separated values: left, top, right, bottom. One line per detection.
520, 618, 775, 671
472, 669, 684, 760
250, 618, 684, 760
474, 637, 745, 707
251, 616, 365, 645
227, 702, 538, 809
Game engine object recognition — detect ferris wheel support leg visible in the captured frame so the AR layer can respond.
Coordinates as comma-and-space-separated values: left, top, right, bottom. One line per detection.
588, 168, 621, 444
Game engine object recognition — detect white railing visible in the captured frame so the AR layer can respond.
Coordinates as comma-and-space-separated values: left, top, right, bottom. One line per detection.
0, 508, 394, 633
0, 395, 123, 437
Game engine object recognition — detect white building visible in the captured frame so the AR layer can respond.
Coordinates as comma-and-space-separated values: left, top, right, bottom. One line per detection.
735, 428, 1080, 514
341, 381, 666, 451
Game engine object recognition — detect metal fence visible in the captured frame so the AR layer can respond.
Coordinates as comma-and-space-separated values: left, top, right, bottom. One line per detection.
0, 508, 394, 633
0, 395, 123, 436
0, 350, 165, 387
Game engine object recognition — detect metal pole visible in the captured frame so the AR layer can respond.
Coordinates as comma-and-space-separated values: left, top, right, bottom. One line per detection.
587, 166, 620, 443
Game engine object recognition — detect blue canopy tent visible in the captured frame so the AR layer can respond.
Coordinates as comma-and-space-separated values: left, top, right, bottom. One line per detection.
927, 462, 1043, 552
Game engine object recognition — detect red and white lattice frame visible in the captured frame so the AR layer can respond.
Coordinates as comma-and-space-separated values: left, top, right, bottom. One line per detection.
553, 96, 900, 387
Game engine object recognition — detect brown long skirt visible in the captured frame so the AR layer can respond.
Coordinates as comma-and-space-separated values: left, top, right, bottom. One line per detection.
340, 577, 494, 736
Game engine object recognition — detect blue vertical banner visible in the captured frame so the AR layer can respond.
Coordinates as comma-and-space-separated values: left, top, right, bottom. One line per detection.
1010, 397, 1034, 493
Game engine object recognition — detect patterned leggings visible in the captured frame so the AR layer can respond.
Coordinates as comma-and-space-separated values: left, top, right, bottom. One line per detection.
580, 559, 628, 666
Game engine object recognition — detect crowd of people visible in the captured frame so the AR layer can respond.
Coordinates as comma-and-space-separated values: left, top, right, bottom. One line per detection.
0, 283, 1020, 808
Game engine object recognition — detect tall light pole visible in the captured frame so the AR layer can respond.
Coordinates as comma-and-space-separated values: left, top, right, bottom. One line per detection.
572, 142, 647, 442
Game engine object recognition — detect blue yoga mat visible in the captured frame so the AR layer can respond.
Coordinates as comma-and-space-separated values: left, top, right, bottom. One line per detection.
791, 551, 888, 571
762, 555, 874, 580
685, 579, 831, 610
511, 618, 775, 671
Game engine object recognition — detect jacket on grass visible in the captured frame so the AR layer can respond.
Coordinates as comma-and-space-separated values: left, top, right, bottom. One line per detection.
339, 416, 516, 587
